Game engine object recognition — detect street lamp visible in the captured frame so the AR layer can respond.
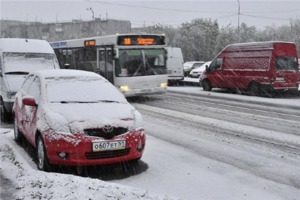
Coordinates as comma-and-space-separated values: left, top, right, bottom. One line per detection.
86, 7, 94, 20
237, 0, 240, 37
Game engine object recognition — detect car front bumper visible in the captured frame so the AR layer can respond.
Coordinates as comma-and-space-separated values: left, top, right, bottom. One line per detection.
43, 129, 146, 166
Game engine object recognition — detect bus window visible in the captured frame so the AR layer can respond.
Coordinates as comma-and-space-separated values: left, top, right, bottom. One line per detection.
55, 49, 73, 69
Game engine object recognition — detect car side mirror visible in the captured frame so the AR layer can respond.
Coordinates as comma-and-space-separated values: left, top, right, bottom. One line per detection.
64, 63, 70, 69
205, 65, 210, 73
22, 96, 37, 107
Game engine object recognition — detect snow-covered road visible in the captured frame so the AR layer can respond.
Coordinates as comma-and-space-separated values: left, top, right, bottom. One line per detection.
1, 87, 300, 200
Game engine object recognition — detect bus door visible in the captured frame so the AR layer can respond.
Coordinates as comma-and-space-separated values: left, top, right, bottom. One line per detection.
97, 46, 114, 84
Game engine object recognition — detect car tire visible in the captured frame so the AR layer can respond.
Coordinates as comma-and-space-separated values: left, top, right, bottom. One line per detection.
248, 82, 261, 96
37, 135, 52, 172
13, 115, 23, 143
202, 79, 212, 91
0, 99, 10, 122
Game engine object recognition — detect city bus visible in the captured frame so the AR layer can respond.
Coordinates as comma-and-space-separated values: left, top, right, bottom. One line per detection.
50, 34, 168, 97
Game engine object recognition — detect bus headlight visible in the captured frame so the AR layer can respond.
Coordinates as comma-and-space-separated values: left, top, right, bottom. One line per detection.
160, 82, 168, 87
120, 85, 129, 91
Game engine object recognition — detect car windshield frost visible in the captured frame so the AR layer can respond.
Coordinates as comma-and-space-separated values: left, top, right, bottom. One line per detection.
3, 52, 57, 73
115, 49, 167, 77
46, 77, 127, 103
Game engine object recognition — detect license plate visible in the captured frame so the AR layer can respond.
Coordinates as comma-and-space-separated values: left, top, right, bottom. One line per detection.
92, 140, 126, 152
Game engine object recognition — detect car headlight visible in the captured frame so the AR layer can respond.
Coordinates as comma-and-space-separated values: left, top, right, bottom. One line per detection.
132, 109, 143, 129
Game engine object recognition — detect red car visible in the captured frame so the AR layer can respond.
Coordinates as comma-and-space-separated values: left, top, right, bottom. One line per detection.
13, 69, 145, 172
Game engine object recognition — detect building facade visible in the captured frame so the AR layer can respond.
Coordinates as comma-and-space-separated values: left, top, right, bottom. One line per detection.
1, 18, 131, 41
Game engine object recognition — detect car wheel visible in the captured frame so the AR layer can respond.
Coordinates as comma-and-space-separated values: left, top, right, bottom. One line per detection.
13, 115, 23, 143
248, 82, 261, 96
37, 135, 52, 172
0, 99, 10, 122
202, 79, 212, 91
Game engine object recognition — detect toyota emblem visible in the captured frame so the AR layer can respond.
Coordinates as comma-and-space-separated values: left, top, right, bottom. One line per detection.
103, 125, 113, 133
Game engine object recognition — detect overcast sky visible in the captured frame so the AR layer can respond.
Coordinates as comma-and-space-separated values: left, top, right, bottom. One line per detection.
1, 0, 299, 29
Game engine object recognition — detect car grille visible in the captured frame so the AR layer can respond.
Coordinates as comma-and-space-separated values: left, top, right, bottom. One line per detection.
84, 127, 128, 139
85, 148, 130, 159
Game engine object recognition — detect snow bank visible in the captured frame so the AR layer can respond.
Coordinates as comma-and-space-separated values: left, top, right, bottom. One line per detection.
0, 130, 176, 200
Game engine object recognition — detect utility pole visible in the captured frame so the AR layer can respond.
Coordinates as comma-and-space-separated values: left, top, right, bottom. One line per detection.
237, 0, 240, 37
86, 7, 95, 20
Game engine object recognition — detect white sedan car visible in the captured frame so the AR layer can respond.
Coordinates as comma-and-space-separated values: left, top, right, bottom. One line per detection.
189, 61, 212, 78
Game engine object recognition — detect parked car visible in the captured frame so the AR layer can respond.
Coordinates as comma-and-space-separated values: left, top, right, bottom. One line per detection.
189, 61, 212, 78
183, 61, 205, 77
12, 69, 145, 172
165, 47, 184, 84
0, 38, 60, 122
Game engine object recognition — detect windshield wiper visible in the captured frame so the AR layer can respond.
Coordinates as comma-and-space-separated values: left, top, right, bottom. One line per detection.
51, 101, 95, 104
51, 100, 120, 104
98, 100, 120, 103
5, 71, 29, 75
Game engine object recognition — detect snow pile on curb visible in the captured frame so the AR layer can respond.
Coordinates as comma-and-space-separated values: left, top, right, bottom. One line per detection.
0, 130, 176, 200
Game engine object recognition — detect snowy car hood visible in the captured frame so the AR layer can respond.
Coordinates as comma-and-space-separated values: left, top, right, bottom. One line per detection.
4, 74, 27, 92
191, 66, 205, 73
46, 102, 136, 132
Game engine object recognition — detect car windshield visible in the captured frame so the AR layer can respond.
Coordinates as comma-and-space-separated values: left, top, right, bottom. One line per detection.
46, 76, 127, 103
3, 52, 57, 73
275, 56, 298, 70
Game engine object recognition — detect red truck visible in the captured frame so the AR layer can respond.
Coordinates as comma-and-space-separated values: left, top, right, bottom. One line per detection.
200, 41, 299, 95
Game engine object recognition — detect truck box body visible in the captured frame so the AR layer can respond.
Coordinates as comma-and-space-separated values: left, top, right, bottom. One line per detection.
200, 41, 299, 94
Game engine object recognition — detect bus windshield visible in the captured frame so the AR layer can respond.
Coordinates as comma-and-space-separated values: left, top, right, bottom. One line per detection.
116, 49, 167, 77
3, 52, 57, 73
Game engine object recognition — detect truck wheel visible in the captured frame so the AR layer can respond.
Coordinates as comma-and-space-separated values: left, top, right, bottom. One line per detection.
249, 83, 261, 96
37, 135, 52, 172
202, 80, 212, 91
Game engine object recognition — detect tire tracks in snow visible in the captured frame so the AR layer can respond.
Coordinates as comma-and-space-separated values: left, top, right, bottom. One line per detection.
133, 103, 300, 189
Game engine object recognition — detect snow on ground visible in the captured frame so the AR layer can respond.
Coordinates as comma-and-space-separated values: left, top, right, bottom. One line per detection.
1, 85, 300, 200
111, 129, 300, 200
0, 130, 176, 200
175, 77, 300, 107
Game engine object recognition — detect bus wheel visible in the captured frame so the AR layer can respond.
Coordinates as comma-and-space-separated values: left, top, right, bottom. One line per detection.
249, 82, 261, 96
202, 80, 212, 91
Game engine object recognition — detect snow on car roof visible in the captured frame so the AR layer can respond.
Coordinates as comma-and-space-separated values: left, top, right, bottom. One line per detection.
33, 69, 103, 79
0, 38, 55, 53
